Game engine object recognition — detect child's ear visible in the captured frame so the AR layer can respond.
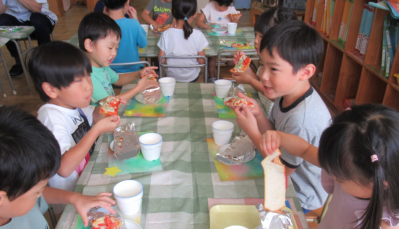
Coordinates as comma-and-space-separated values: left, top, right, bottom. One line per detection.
84, 38, 94, 53
193, 12, 198, 19
298, 64, 316, 81
42, 82, 59, 99
0, 191, 7, 207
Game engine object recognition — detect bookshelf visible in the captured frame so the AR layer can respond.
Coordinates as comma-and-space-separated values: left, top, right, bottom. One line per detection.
305, 0, 399, 113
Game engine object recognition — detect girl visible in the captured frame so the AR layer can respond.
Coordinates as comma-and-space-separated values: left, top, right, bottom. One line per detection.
158, 0, 208, 82
260, 104, 399, 229
232, 7, 297, 117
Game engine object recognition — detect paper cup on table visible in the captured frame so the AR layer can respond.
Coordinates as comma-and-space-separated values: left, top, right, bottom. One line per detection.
227, 23, 238, 35
159, 77, 176, 96
113, 180, 143, 215
214, 79, 232, 99
139, 133, 163, 161
212, 120, 234, 146
141, 24, 149, 36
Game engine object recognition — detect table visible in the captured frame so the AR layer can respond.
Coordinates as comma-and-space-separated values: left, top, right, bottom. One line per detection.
66, 27, 257, 58
55, 83, 309, 229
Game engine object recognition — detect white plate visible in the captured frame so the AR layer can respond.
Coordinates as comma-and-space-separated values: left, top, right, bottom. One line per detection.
110, 140, 114, 151
212, 28, 227, 34
135, 93, 162, 104
219, 144, 256, 163
124, 220, 142, 229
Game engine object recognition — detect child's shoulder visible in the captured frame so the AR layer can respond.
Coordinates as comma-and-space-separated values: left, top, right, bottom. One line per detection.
117, 18, 140, 28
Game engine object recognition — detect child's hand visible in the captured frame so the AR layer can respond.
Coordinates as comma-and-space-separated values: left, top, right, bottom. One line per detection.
127, 6, 138, 20
232, 72, 253, 84
232, 105, 259, 137
137, 76, 159, 92
71, 192, 116, 227
234, 92, 262, 117
230, 17, 240, 23
260, 130, 281, 156
140, 66, 158, 78
232, 51, 245, 64
96, 115, 121, 133
152, 22, 162, 30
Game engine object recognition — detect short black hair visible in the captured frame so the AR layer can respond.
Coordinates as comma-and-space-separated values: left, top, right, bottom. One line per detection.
28, 41, 92, 102
102, 0, 128, 10
254, 7, 297, 35
0, 106, 61, 201
78, 12, 122, 52
214, 0, 233, 7
260, 20, 324, 73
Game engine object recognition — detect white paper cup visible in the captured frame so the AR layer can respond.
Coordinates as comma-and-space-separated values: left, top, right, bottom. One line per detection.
214, 79, 232, 99
227, 22, 237, 35
139, 133, 163, 161
159, 77, 176, 96
141, 24, 149, 36
212, 120, 234, 146
113, 180, 143, 215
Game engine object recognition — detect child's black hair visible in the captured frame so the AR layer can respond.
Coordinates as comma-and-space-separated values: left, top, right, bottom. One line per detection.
102, 0, 128, 10
28, 41, 92, 102
319, 104, 399, 229
0, 106, 61, 201
172, 0, 197, 39
254, 7, 297, 36
78, 12, 122, 52
260, 20, 324, 74
214, 0, 233, 7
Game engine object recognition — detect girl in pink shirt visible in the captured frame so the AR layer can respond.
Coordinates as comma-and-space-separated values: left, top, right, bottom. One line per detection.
260, 104, 399, 229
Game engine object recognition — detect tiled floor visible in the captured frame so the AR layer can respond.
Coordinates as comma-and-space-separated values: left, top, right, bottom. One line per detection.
0, 2, 252, 115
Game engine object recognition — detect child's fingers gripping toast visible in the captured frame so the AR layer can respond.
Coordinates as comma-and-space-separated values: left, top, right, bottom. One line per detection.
232, 72, 252, 84
137, 76, 159, 92
236, 92, 262, 117
96, 115, 121, 133
260, 130, 281, 156
232, 51, 245, 65
233, 105, 259, 138
141, 66, 159, 78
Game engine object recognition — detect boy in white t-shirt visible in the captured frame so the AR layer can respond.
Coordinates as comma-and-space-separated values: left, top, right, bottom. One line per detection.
158, 0, 208, 82
29, 41, 121, 213
196, 0, 240, 82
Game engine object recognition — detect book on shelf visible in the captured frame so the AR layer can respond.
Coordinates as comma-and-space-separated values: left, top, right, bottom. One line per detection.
360, 6, 375, 56
328, 0, 335, 36
338, 0, 354, 46
355, 5, 369, 55
382, 15, 399, 78
319, 0, 335, 37
312, 0, 319, 26
382, 17, 387, 71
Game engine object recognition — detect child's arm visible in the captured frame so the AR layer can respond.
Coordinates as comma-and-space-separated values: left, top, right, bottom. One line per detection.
159, 49, 166, 64
43, 187, 115, 227
113, 67, 158, 87
141, 9, 162, 30
197, 49, 206, 64
58, 116, 120, 178
260, 130, 320, 167
116, 76, 159, 101
127, 6, 138, 20
196, 12, 211, 29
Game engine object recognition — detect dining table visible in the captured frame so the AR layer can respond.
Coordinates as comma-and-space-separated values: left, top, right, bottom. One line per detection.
55, 82, 309, 229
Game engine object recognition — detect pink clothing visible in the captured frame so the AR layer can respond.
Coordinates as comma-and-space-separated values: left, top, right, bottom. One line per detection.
75, 153, 90, 175
318, 170, 399, 228
201, 2, 239, 26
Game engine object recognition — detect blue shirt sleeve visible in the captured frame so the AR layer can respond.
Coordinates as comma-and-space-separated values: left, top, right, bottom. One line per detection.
133, 19, 148, 48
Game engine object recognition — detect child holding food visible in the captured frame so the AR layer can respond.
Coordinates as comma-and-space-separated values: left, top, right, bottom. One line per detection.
78, 12, 158, 105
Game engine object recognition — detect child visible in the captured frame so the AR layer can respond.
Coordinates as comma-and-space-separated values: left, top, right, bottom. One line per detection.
232, 7, 297, 117
79, 12, 158, 104
232, 20, 329, 212
196, 0, 240, 83
157, 0, 208, 82
0, 106, 116, 228
141, 0, 176, 30
29, 41, 121, 213
102, 0, 147, 74
260, 104, 399, 229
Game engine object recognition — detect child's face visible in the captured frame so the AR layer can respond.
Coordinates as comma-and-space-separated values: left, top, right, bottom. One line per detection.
0, 179, 48, 224
53, 75, 93, 109
254, 31, 263, 55
214, 2, 228, 12
87, 33, 120, 68
333, 176, 373, 199
259, 48, 303, 100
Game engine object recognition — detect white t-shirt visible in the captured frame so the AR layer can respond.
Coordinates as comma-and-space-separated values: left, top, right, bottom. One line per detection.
2, 0, 58, 25
157, 28, 208, 82
201, 2, 239, 25
37, 104, 94, 213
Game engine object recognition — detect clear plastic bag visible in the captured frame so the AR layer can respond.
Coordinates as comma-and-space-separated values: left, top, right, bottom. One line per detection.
141, 86, 162, 104
113, 123, 140, 160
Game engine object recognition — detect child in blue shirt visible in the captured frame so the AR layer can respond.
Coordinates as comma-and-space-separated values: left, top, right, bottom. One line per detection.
102, 0, 148, 74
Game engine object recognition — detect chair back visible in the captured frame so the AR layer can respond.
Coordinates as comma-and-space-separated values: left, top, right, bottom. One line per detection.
159, 55, 208, 83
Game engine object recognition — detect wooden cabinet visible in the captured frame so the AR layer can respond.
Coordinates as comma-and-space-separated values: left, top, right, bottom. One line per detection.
305, 0, 399, 112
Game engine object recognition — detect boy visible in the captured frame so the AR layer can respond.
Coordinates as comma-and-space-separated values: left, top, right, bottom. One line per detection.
102, 0, 148, 74
232, 21, 330, 212
79, 12, 158, 104
29, 41, 121, 213
0, 106, 116, 228
141, 0, 176, 31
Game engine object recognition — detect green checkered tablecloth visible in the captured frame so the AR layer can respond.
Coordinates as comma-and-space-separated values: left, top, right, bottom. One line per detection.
0, 26, 35, 39
65, 27, 256, 58
55, 83, 308, 229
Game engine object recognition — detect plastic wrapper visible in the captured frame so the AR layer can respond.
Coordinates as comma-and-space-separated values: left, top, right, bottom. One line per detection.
224, 84, 246, 102
113, 122, 140, 160
87, 206, 126, 229
219, 40, 254, 48
140, 86, 162, 104
214, 131, 256, 165
255, 204, 294, 229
